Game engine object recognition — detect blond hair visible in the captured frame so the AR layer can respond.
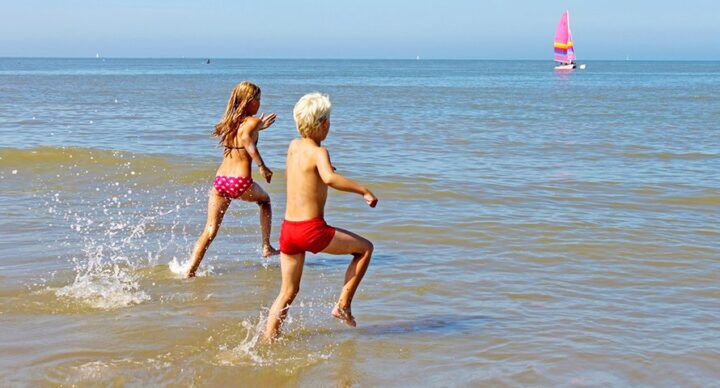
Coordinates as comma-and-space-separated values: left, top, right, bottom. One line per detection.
293, 92, 332, 140
214, 81, 261, 146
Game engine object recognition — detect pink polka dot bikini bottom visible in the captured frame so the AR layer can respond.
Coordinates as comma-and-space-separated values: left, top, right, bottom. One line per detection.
213, 175, 253, 199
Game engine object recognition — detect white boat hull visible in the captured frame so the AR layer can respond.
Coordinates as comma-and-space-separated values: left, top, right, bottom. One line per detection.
554, 64, 586, 71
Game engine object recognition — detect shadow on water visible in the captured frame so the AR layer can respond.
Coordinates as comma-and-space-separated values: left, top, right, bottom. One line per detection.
305, 252, 401, 269
357, 314, 493, 336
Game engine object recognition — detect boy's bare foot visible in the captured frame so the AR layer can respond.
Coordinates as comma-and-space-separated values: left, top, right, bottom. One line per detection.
185, 270, 196, 278
332, 304, 357, 327
263, 245, 280, 257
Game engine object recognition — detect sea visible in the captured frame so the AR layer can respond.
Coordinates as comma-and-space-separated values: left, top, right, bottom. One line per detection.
1, 58, 719, 386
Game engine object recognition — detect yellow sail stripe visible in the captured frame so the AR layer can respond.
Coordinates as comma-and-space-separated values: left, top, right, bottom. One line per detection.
554, 42, 574, 49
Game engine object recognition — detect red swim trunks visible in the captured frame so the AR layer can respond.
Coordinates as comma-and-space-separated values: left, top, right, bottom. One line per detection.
279, 218, 336, 255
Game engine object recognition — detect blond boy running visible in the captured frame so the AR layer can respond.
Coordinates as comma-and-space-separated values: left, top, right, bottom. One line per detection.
265, 93, 378, 341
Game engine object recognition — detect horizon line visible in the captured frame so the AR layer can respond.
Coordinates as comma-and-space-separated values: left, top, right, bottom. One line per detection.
2, 56, 720, 62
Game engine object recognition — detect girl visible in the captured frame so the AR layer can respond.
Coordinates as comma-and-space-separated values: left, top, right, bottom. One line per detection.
186, 81, 279, 278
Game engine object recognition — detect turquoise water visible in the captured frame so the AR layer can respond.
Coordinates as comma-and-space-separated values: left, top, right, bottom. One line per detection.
1, 59, 719, 385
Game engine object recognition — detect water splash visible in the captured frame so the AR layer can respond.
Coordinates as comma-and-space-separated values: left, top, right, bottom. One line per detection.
52, 197, 163, 309
215, 313, 331, 369
55, 265, 150, 310
37, 162, 206, 310
215, 302, 336, 368
218, 315, 271, 366
167, 257, 214, 278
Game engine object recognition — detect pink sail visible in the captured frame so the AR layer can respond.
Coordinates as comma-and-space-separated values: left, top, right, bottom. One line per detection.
554, 11, 576, 63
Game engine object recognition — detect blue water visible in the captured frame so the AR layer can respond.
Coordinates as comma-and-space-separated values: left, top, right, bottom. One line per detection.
1, 59, 719, 385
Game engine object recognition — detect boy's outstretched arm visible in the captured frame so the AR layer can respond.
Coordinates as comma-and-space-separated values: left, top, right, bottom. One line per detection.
317, 147, 378, 207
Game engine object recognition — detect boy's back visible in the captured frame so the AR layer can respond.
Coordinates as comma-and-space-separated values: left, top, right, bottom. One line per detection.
284, 138, 329, 221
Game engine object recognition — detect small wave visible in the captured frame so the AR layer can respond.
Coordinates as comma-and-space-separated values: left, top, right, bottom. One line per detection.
54, 356, 174, 385
623, 152, 718, 160
688, 95, 714, 100
656, 196, 720, 206
15, 118, 48, 126
0, 146, 215, 185
506, 292, 556, 301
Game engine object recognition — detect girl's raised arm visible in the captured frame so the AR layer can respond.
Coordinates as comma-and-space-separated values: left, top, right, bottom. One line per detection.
257, 113, 277, 131
239, 118, 273, 183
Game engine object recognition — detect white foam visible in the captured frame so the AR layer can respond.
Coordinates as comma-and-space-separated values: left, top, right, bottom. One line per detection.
56, 268, 150, 309
168, 257, 213, 278
71, 360, 110, 381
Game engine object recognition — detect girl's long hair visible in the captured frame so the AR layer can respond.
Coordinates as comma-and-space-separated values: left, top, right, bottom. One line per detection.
214, 81, 261, 146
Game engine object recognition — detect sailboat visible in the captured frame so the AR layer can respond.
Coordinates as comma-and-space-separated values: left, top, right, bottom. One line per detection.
553, 11, 586, 71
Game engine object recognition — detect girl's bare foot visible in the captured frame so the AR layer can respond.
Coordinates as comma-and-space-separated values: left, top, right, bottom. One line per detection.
332, 304, 357, 327
263, 245, 280, 257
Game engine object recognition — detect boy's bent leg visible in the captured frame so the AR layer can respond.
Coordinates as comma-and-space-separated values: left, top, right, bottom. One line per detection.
240, 182, 279, 257
321, 227, 374, 327
264, 252, 305, 341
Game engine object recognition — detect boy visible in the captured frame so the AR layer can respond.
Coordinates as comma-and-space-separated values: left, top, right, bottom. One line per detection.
264, 92, 378, 341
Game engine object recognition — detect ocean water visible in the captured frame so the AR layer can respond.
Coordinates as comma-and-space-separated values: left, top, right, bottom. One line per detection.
1, 58, 719, 386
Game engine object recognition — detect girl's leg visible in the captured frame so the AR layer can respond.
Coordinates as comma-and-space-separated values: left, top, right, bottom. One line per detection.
240, 182, 279, 257
264, 252, 305, 341
186, 189, 231, 278
321, 228, 374, 327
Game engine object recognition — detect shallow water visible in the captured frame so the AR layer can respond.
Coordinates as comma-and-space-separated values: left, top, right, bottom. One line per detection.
1, 59, 719, 385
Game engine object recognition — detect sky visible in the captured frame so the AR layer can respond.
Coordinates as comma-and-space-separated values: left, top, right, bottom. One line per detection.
1, 0, 718, 60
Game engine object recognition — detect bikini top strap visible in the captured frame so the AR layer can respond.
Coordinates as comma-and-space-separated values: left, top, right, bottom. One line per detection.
223, 138, 258, 152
